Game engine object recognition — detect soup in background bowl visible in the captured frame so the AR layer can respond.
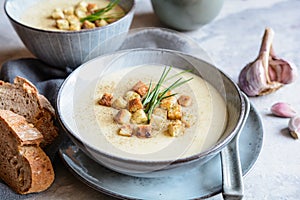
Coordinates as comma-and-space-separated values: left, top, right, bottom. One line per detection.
4, 0, 135, 69
57, 48, 246, 177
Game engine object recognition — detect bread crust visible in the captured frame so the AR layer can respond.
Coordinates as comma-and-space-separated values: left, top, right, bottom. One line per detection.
0, 110, 54, 194
0, 76, 58, 147
19, 146, 55, 194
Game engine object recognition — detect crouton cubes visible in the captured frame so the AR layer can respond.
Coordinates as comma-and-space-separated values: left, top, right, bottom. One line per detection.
112, 97, 127, 109
150, 114, 167, 131
118, 125, 133, 137
56, 19, 70, 30
131, 109, 148, 124
160, 92, 177, 110
136, 125, 152, 138
132, 81, 149, 96
50, 1, 125, 31
82, 20, 96, 29
128, 98, 143, 113
124, 91, 140, 102
153, 107, 168, 118
114, 109, 131, 124
150, 108, 168, 131
167, 104, 182, 120
52, 8, 65, 19
168, 120, 185, 137
98, 93, 113, 107
177, 95, 192, 107
97, 77, 194, 139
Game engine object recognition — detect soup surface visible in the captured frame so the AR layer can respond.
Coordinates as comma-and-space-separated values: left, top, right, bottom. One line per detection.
21, 0, 124, 31
73, 65, 228, 161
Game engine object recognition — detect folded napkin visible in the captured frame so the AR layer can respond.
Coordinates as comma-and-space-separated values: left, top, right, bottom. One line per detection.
0, 58, 70, 103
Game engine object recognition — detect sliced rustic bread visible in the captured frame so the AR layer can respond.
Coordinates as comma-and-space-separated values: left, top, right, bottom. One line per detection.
0, 109, 54, 194
0, 76, 58, 147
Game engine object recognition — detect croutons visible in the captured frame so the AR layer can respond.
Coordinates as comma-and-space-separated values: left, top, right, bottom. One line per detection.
153, 107, 167, 119
66, 15, 80, 24
50, 0, 125, 31
98, 93, 113, 107
131, 109, 148, 124
167, 104, 182, 120
128, 98, 143, 113
168, 120, 184, 137
82, 20, 96, 29
160, 92, 177, 110
112, 97, 127, 109
56, 19, 69, 30
76, 1, 88, 11
150, 114, 167, 131
98, 72, 194, 139
150, 108, 168, 130
69, 23, 81, 31
66, 15, 81, 31
95, 19, 108, 27
87, 3, 98, 12
52, 8, 65, 19
114, 109, 131, 124
177, 95, 192, 107
118, 125, 133, 137
75, 8, 87, 18
106, 17, 118, 23
132, 81, 149, 96
124, 91, 140, 102
136, 124, 152, 138
63, 7, 74, 15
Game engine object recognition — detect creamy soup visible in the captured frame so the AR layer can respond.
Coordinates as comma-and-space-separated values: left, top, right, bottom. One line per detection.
21, 0, 124, 31
73, 65, 228, 161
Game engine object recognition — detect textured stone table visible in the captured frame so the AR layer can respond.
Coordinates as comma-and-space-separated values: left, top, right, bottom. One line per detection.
1, 0, 299, 199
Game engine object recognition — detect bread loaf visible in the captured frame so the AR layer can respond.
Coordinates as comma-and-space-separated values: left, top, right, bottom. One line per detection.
0, 109, 54, 194
0, 76, 58, 147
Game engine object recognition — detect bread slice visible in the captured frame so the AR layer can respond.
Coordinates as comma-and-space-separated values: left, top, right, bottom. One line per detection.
0, 109, 54, 194
0, 76, 58, 147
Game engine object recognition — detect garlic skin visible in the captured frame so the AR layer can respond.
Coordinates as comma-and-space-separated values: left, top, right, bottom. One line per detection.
271, 102, 297, 118
238, 28, 298, 96
288, 116, 300, 139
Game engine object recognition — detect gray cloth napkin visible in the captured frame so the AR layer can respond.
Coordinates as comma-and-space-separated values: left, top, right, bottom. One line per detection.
0, 58, 70, 104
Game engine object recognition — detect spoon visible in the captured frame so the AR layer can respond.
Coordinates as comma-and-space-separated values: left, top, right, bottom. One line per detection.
221, 93, 250, 200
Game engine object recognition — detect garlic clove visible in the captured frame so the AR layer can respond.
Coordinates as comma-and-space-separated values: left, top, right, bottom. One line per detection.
288, 116, 300, 139
238, 28, 298, 96
271, 102, 297, 118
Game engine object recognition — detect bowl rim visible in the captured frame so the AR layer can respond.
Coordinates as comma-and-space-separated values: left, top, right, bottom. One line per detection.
4, 0, 135, 34
56, 48, 246, 165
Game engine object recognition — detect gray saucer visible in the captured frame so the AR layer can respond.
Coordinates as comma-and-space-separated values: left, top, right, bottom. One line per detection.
59, 104, 263, 199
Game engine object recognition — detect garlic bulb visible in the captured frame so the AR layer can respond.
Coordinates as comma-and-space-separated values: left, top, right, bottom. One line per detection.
288, 116, 300, 139
271, 102, 297, 118
238, 28, 298, 96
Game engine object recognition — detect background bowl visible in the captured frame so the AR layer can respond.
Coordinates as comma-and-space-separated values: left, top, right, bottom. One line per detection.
151, 0, 224, 31
4, 0, 135, 69
57, 48, 246, 177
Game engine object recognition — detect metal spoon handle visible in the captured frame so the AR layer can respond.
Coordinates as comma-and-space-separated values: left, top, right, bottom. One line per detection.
221, 93, 250, 200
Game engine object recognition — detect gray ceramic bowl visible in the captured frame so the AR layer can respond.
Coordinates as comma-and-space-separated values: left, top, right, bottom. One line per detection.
57, 48, 246, 177
151, 0, 224, 31
4, 0, 135, 69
